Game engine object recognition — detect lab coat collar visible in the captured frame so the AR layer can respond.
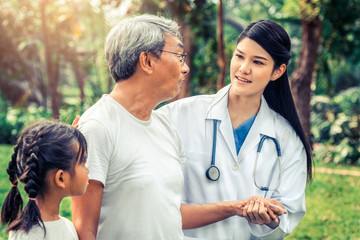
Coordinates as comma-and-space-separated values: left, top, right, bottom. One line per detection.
254, 96, 277, 138
204, 84, 278, 162
205, 84, 231, 121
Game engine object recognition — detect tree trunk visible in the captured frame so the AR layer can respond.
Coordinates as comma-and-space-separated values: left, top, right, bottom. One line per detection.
290, 16, 322, 142
68, 54, 86, 111
216, 0, 226, 90
171, 22, 193, 101
40, 0, 61, 119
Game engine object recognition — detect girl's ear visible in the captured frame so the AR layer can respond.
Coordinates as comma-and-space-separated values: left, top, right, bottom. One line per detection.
138, 52, 154, 75
271, 64, 286, 81
54, 170, 66, 189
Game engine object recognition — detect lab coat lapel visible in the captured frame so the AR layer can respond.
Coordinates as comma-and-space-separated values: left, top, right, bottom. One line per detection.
238, 96, 276, 162
219, 115, 238, 162
205, 85, 238, 163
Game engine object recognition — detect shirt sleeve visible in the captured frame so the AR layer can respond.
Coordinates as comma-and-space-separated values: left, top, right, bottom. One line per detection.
157, 104, 185, 167
79, 119, 113, 186
156, 104, 174, 122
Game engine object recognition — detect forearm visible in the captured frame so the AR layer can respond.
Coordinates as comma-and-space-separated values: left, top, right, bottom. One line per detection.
71, 180, 103, 240
181, 200, 247, 229
75, 230, 97, 240
72, 197, 99, 240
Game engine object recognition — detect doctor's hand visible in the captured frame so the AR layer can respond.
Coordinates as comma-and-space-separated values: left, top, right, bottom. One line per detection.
243, 196, 270, 226
263, 197, 287, 219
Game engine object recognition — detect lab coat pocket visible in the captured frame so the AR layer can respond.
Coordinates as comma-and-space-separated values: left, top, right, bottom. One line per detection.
182, 150, 228, 204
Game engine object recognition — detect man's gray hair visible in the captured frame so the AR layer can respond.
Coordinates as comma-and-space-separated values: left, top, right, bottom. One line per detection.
105, 14, 182, 82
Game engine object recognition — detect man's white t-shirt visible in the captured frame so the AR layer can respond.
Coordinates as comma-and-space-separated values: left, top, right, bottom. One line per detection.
9, 216, 78, 240
79, 95, 185, 240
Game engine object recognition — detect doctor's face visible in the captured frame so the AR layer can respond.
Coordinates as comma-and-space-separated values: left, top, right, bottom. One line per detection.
229, 37, 279, 101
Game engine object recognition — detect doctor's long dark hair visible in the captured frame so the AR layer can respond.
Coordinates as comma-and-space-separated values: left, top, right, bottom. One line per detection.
237, 19, 313, 181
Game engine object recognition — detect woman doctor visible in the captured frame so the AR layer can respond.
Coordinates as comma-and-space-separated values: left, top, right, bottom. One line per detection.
158, 20, 312, 239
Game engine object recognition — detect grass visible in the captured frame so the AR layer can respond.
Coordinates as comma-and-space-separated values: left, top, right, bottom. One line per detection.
0, 145, 359, 239
286, 167, 360, 239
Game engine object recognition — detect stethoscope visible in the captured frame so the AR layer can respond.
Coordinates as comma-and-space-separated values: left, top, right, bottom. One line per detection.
205, 119, 282, 192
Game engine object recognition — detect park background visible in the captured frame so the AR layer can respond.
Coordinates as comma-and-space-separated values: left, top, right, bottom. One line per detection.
0, 0, 359, 239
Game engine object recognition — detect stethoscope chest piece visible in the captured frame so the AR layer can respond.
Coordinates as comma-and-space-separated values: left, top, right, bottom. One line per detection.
206, 119, 220, 181
206, 165, 220, 181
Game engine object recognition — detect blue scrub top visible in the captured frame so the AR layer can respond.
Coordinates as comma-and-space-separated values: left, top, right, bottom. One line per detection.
233, 114, 257, 154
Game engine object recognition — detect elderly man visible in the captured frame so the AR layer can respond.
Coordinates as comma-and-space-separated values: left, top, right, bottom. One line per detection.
71, 14, 285, 240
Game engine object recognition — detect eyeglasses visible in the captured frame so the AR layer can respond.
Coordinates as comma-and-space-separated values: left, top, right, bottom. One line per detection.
159, 50, 187, 66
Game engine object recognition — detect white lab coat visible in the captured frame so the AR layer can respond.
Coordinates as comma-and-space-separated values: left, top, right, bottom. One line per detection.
158, 85, 307, 240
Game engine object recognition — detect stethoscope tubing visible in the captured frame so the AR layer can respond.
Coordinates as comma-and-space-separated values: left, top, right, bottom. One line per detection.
253, 136, 282, 191
206, 119, 282, 192
211, 120, 218, 166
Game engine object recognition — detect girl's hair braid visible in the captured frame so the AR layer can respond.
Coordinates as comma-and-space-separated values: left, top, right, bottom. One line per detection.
6, 128, 46, 234
22, 144, 43, 199
1, 145, 23, 226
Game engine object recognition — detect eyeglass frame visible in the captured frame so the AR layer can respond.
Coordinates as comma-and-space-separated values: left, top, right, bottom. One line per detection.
159, 50, 187, 66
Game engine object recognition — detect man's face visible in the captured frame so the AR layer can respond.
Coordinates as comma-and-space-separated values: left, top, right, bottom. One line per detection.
150, 34, 190, 102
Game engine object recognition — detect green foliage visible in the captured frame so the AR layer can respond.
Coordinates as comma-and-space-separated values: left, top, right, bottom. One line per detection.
0, 101, 84, 145
314, 0, 360, 96
311, 87, 360, 165
315, 54, 360, 96
0, 106, 51, 145
189, 1, 219, 95
0, 145, 14, 239
320, 0, 360, 63
0, 117, 22, 146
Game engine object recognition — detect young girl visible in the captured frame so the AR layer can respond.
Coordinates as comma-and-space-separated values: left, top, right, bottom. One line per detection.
159, 19, 312, 239
1, 120, 88, 240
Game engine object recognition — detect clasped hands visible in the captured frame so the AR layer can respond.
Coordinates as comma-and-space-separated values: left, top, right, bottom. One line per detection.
241, 195, 287, 227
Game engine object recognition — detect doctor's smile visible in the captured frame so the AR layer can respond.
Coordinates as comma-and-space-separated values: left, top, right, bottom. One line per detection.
235, 75, 252, 83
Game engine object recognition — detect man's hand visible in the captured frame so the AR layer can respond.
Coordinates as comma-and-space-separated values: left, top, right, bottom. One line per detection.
242, 195, 287, 226
72, 115, 81, 128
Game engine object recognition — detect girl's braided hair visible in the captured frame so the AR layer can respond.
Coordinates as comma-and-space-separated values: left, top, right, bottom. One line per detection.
1, 120, 87, 235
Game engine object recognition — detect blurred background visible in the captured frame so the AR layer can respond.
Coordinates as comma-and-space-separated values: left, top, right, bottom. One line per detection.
0, 0, 359, 239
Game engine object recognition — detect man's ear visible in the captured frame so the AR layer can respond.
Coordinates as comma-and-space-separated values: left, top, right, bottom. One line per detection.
138, 52, 154, 75
54, 170, 66, 189
271, 64, 286, 81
